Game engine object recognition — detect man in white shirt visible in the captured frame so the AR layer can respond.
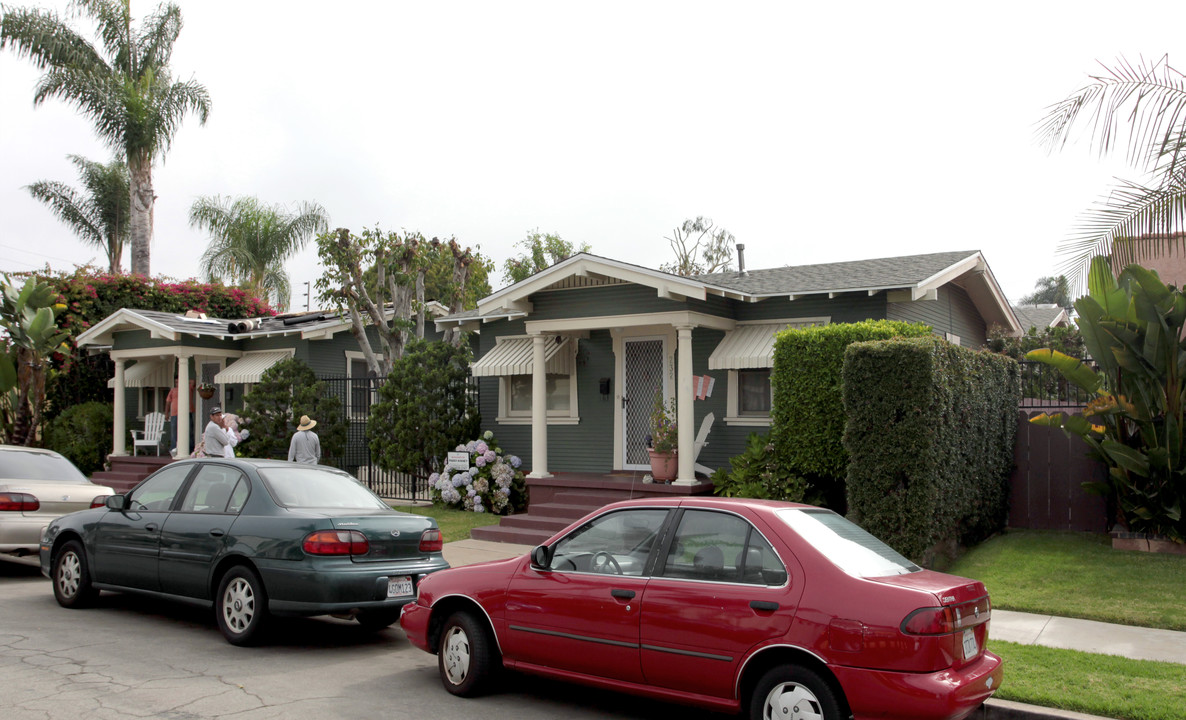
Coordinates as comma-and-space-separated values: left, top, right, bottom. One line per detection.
203, 406, 231, 458
288, 415, 321, 465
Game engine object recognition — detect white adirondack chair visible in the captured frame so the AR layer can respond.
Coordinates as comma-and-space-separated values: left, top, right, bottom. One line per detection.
693, 412, 715, 477
131, 411, 166, 455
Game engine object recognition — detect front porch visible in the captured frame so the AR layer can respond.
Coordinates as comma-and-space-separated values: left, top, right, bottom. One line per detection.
470, 471, 714, 546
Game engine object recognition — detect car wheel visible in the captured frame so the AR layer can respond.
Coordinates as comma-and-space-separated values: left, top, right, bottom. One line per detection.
438, 611, 496, 697
356, 609, 401, 631
52, 540, 98, 608
216, 566, 269, 646
750, 665, 842, 720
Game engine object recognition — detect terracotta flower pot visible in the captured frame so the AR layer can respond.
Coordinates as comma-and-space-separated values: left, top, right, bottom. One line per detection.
198, 387, 215, 399
648, 449, 678, 483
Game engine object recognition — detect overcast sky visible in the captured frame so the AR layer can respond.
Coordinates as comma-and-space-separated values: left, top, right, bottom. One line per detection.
1, 1, 1180, 310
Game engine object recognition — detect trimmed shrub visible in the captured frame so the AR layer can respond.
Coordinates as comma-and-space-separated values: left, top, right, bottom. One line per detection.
771, 319, 932, 508
711, 431, 808, 501
44, 401, 113, 475
843, 336, 1019, 562
240, 358, 345, 463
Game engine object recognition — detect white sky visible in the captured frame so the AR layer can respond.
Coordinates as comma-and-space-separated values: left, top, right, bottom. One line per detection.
1, 1, 1181, 310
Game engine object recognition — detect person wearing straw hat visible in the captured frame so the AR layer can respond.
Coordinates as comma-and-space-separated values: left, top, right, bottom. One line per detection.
288, 415, 321, 465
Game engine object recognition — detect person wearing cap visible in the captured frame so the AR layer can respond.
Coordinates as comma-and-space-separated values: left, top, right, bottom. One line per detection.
203, 406, 232, 459
288, 415, 321, 465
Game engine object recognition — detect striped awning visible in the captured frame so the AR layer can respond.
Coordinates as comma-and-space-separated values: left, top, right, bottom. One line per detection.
708, 324, 790, 370
471, 336, 573, 377
108, 359, 173, 388
214, 350, 293, 384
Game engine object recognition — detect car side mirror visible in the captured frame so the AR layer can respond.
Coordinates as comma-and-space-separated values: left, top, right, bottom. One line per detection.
530, 545, 552, 570
105, 495, 127, 511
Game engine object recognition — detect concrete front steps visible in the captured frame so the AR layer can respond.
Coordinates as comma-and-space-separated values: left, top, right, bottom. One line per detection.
90, 454, 173, 493
470, 472, 714, 546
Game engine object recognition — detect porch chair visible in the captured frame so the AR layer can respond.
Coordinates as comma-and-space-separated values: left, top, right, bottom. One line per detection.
693, 412, 715, 477
131, 411, 166, 455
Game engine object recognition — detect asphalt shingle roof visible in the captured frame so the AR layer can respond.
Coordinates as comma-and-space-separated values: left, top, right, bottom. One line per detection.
694, 250, 979, 295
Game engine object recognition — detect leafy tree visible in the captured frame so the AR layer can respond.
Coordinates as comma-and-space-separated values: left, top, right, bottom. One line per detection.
1029, 257, 1186, 541
189, 195, 329, 311
502, 230, 590, 284
1019, 275, 1073, 309
27, 155, 129, 273
44, 400, 113, 474
986, 323, 1085, 361
660, 216, 735, 276
1, 0, 211, 276
239, 358, 344, 463
316, 227, 479, 376
1038, 55, 1186, 289
1, 274, 70, 445
368, 339, 478, 477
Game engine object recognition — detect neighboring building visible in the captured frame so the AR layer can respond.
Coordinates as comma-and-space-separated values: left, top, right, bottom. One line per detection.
1011, 304, 1072, 331
1111, 232, 1186, 287
435, 250, 1021, 484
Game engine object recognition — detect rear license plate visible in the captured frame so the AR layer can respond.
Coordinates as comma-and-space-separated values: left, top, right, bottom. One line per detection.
962, 628, 978, 659
387, 576, 413, 598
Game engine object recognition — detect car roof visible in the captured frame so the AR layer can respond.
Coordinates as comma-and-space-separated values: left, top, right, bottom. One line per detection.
168, 457, 343, 471
599, 496, 820, 513
0, 444, 66, 458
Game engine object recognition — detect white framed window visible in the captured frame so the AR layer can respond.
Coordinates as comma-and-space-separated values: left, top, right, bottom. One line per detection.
138, 387, 166, 419
713, 318, 828, 427
495, 340, 580, 425
345, 351, 381, 418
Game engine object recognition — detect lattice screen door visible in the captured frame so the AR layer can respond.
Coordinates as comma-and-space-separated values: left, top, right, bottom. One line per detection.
623, 338, 665, 468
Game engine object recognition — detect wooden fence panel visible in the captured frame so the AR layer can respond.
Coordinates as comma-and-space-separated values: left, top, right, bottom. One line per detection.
1009, 409, 1107, 532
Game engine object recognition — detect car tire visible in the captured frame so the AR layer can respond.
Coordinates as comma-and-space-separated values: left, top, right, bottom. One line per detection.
52, 539, 98, 609
438, 610, 496, 697
750, 665, 842, 720
216, 565, 269, 646
356, 609, 401, 631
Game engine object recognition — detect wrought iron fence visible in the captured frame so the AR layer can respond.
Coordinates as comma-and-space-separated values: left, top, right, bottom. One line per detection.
316, 374, 478, 501
1017, 360, 1096, 408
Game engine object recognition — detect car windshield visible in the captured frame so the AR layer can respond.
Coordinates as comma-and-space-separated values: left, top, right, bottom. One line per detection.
0, 450, 89, 483
258, 466, 389, 509
775, 508, 920, 577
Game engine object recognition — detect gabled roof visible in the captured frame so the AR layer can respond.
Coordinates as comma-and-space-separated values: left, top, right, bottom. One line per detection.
1012, 304, 1072, 330
439, 250, 1021, 334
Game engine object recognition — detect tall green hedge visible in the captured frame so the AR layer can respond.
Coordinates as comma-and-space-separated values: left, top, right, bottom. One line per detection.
842, 336, 1019, 562
770, 319, 932, 507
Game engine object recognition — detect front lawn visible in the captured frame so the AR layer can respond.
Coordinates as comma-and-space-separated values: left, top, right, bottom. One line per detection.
948, 530, 1186, 631
990, 641, 1186, 720
398, 504, 502, 543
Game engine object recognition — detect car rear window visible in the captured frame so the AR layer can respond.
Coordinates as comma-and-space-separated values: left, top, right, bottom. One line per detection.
775, 508, 920, 578
258, 466, 389, 509
0, 450, 89, 483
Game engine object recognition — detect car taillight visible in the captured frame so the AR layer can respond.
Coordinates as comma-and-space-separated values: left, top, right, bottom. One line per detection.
0, 492, 40, 512
303, 530, 369, 555
91, 495, 111, 508
902, 596, 992, 635
419, 527, 443, 552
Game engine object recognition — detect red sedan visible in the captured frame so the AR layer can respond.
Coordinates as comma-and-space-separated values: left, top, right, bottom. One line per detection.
400, 497, 1002, 720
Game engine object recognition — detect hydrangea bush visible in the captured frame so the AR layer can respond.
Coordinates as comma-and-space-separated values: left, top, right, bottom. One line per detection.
428, 431, 527, 515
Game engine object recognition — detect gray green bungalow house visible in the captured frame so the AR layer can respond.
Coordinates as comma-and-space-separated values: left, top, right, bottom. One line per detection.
75, 303, 453, 459
435, 250, 1021, 486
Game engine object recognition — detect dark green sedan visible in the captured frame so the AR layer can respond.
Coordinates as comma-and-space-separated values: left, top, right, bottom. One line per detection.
38, 458, 448, 645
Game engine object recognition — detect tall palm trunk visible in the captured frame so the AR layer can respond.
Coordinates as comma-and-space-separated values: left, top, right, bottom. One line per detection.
128, 152, 154, 276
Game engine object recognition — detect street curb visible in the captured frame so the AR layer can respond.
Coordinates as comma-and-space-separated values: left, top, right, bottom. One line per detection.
976, 699, 1117, 720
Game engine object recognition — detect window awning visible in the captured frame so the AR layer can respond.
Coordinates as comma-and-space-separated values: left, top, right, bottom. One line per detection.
707, 324, 790, 370
214, 350, 293, 384
108, 359, 173, 388
471, 336, 573, 377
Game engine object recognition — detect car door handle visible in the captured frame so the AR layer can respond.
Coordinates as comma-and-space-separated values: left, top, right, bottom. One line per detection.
145, 523, 158, 532
209, 529, 225, 537
750, 600, 779, 612
611, 589, 636, 600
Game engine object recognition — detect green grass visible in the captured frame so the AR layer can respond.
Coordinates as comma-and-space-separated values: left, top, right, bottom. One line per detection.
397, 504, 502, 543
948, 530, 1186, 631
990, 641, 1186, 720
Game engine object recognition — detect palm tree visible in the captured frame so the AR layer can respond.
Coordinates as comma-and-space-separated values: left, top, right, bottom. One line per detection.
1, 0, 210, 277
27, 154, 130, 273
190, 195, 329, 311
1038, 55, 1186, 289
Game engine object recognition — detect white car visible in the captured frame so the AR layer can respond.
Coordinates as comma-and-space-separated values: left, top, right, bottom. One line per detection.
0, 445, 113, 565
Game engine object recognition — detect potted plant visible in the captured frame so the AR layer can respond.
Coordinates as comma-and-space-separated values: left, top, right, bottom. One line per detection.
647, 391, 678, 482
197, 382, 216, 399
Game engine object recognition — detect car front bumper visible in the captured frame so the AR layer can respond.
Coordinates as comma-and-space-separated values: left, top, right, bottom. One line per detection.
833, 650, 1003, 720
399, 599, 432, 652
255, 557, 450, 617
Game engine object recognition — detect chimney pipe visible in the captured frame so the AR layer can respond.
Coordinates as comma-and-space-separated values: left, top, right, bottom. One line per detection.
737, 243, 748, 277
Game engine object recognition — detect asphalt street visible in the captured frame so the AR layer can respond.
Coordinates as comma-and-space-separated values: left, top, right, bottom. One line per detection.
0, 561, 724, 720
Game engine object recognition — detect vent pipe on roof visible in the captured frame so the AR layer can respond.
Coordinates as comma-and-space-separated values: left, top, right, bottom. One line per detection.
737, 243, 748, 277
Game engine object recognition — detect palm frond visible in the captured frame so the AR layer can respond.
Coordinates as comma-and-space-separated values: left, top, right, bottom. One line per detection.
134, 3, 182, 74
25, 180, 102, 246
0, 6, 106, 72
72, 0, 131, 73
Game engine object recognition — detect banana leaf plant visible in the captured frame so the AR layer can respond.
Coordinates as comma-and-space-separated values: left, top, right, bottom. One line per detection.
1026, 257, 1185, 542
0, 274, 70, 446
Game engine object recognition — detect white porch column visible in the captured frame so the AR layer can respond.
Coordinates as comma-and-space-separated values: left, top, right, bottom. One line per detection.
527, 334, 551, 478
177, 354, 192, 459
112, 359, 127, 456
674, 325, 696, 485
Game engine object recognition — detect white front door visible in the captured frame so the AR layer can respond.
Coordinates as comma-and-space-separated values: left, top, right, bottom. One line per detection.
622, 337, 667, 470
